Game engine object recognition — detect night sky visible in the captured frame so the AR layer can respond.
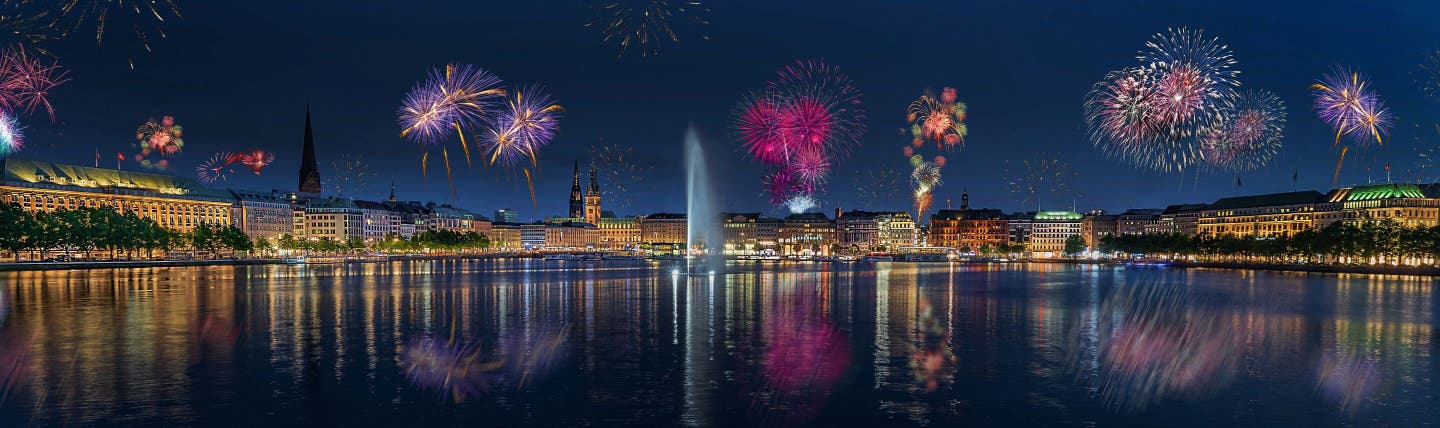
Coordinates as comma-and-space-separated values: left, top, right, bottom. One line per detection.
17, 0, 1440, 221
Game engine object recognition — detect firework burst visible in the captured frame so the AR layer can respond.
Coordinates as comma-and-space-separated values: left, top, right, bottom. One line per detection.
132, 115, 183, 170
1004, 152, 1076, 210
0, 112, 23, 156
194, 152, 232, 184
400, 336, 504, 403
1311, 66, 1393, 183
53, 0, 183, 68
235, 149, 274, 174
481, 85, 563, 206
735, 59, 864, 206
1085, 28, 1241, 173
855, 167, 902, 209
586, 0, 709, 58
0, 45, 69, 121
589, 143, 652, 211
1418, 49, 1440, 102
906, 87, 968, 149
784, 194, 817, 214
1200, 90, 1285, 173
1412, 125, 1440, 184
398, 63, 506, 195
327, 154, 375, 197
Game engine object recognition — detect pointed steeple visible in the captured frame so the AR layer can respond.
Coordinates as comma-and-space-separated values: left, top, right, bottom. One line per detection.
587, 160, 599, 195
568, 161, 584, 218
388, 180, 397, 202
298, 107, 322, 195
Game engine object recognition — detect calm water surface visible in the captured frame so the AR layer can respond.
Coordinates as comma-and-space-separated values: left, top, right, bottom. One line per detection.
0, 261, 1436, 426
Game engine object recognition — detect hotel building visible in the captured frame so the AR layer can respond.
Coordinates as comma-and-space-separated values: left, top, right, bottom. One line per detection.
0, 158, 233, 232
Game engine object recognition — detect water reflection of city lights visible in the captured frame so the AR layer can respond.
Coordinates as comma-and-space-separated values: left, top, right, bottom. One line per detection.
751, 280, 850, 425
0, 331, 32, 404
1316, 353, 1379, 415
910, 296, 956, 392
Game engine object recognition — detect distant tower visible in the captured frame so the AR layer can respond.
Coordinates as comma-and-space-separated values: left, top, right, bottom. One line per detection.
298, 107, 322, 195
961, 189, 969, 210
388, 180, 397, 203
568, 161, 584, 218
584, 161, 602, 224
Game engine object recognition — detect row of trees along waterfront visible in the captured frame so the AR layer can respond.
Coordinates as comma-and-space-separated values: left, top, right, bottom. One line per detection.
0, 203, 251, 260
1098, 221, 1440, 265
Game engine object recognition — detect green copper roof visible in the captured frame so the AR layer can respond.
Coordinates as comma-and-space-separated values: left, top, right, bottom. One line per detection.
1, 158, 233, 201
1034, 211, 1082, 220
1330, 183, 1427, 202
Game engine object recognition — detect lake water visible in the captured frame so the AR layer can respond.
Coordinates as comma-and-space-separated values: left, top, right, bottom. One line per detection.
0, 261, 1436, 426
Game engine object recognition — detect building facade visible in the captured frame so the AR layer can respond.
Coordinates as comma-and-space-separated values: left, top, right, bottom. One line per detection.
598, 216, 640, 250
928, 208, 1008, 251
1117, 208, 1164, 235
231, 189, 295, 240
1198, 191, 1326, 238
1027, 211, 1082, 258
1080, 213, 1118, 248
0, 159, 233, 232
639, 213, 687, 253
777, 213, 836, 256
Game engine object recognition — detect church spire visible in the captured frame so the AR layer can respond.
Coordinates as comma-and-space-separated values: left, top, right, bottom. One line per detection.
568, 161, 584, 218
298, 106, 322, 195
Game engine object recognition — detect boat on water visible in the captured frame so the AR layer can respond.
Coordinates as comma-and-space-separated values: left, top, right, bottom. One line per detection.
281, 257, 306, 265
603, 255, 645, 261
859, 255, 894, 262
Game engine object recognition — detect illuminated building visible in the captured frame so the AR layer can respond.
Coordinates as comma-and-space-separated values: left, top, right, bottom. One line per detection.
1197, 191, 1326, 238
1026, 211, 1082, 258
489, 223, 524, 251
298, 198, 401, 243
598, 215, 640, 250
1080, 213, 1117, 248
836, 210, 915, 252
927, 208, 1007, 252
1159, 203, 1206, 235
778, 213, 836, 256
493, 208, 519, 223
1006, 213, 1033, 247
1317, 183, 1440, 229
1117, 208, 1164, 235
0, 158, 232, 232
521, 223, 547, 250
639, 213, 686, 253
545, 222, 599, 250
230, 189, 295, 240
584, 162, 602, 225
722, 212, 780, 255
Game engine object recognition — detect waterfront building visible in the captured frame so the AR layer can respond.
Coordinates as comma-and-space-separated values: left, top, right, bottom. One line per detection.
836, 210, 915, 252
521, 223, 547, 250
1159, 203, 1207, 235
489, 222, 524, 251
1080, 213, 1118, 248
778, 213, 836, 256
1117, 208, 1164, 235
1006, 212, 1033, 247
545, 222, 599, 250
1316, 183, 1440, 229
877, 212, 916, 249
598, 215, 640, 250
1027, 211, 1083, 258
425, 203, 480, 232
1197, 191, 1326, 238
0, 159, 233, 232
639, 213, 687, 253
493, 208, 519, 223
722, 212, 780, 255
299, 197, 401, 243
928, 208, 1008, 252
230, 189, 295, 240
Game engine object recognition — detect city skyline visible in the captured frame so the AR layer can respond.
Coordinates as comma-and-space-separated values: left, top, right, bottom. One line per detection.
4, 1, 1440, 218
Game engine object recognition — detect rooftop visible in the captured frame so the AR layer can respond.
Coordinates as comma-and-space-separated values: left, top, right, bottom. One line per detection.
1326, 183, 1428, 202
1205, 190, 1326, 211
931, 208, 1005, 221
1, 158, 232, 201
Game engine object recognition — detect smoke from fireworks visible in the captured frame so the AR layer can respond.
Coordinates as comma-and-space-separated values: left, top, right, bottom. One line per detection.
0, 45, 69, 121
1085, 28, 1241, 173
327, 154, 376, 197
784, 194, 817, 214
734, 59, 864, 207
589, 143, 652, 211
1200, 90, 1286, 173
1311, 67, 1393, 184
585, 0, 709, 58
133, 115, 183, 170
398, 63, 506, 195
1005, 152, 1076, 210
0, 112, 22, 156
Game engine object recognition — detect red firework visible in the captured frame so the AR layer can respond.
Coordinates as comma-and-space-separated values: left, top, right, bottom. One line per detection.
735, 59, 865, 205
238, 150, 275, 174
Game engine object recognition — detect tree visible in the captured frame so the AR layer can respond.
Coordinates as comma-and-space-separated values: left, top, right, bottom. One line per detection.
1063, 234, 1086, 258
0, 203, 34, 261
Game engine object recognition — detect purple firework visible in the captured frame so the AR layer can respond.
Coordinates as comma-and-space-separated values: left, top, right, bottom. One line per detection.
481, 85, 563, 167
1311, 67, 1392, 146
399, 337, 504, 403
398, 63, 505, 146
1201, 90, 1285, 173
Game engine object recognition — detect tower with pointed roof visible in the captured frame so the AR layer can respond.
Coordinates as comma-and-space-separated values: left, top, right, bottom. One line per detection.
298, 108, 322, 195
584, 161, 602, 225
568, 161, 584, 218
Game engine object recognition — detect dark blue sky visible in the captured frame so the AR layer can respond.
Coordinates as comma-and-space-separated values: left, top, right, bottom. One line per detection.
18, 0, 1440, 221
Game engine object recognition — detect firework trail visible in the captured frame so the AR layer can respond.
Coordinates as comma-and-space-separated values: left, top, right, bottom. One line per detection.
0, 112, 22, 156
54, 0, 183, 68
585, 0, 709, 58
902, 86, 967, 219
1418, 49, 1440, 102
1311, 66, 1393, 184
194, 152, 232, 183
588, 143, 652, 211
1412, 125, 1440, 184
1004, 152, 1076, 210
0, 5, 62, 56
734, 59, 865, 207
1200, 90, 1286, 173
0, 44, 69, 121
327, 154, 375, 197
398, 63, 506, 196
481, 85, 563, 207
132, 115, 182, 170
1085, 28, 1241, 173
906, 87, 968, 149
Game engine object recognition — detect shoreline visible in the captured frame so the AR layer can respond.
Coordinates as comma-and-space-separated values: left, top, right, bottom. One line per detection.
2, 255, 1437, 277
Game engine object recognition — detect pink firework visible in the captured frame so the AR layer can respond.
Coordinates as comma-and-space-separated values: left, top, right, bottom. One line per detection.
195, 152, 234, 184
1150, 64, 1208, 133
735, 94, 791, 165
735, 59, 865, 205
225, 149, 275, 174
0, 45, 69, 122
788, 147, 831, 185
